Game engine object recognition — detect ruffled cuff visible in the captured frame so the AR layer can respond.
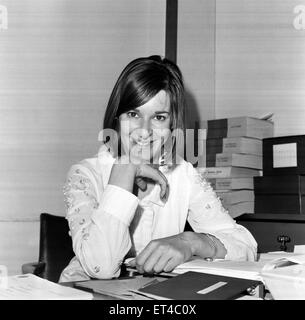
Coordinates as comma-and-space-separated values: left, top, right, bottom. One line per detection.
92, 184, 139, 227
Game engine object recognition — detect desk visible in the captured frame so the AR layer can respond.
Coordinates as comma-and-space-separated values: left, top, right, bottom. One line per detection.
60, 275, 267, 300
237, 214, 305, 252
61, 281, 118, 300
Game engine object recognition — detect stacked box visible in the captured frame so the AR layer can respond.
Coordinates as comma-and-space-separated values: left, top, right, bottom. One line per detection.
201, 117, 274, 140
255, 135, 305, 214
198, 167, 257, 219
205, 137, 263, 169
196, 116, 274, 218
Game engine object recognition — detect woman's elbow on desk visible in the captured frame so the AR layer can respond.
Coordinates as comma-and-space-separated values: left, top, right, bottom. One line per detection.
78, 252, 122, 280
84, 266, 121, 280
73, 241, 123, 280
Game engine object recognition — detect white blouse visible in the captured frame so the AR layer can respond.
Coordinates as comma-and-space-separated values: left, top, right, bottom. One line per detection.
59, 145, 257, 282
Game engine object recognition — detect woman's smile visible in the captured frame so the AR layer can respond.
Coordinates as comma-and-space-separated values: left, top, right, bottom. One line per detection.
133, 139, 154, 147
119, 90, 171, 162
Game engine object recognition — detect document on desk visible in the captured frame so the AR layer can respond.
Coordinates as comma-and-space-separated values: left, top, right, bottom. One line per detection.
258, 252, 305, 271
75, 276, 167, 300
258, 251, 305, 300
174, 253, 305, 282
174, 259, 266, 281
135, 271, 261, 300
0, 274, 93, 300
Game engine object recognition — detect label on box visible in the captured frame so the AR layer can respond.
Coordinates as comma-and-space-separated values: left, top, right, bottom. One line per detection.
273, 143, 297, 168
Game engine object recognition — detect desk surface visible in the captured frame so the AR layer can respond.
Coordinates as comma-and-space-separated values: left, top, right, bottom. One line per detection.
61, 281, 116, 300
60, 276, 267, 300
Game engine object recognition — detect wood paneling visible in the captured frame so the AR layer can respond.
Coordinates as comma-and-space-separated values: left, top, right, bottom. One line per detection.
0, 0, 165, 274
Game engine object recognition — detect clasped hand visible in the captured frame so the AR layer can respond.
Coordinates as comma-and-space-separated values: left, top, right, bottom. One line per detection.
110, 155, 170, 202
128, 232, 194, 274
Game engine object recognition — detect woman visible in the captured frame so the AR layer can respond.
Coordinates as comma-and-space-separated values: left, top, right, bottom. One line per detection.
59, 55, 257, 282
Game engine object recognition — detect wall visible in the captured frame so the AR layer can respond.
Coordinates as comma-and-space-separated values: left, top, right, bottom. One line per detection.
215, 0, 305, 136
177, 0, 305, 137
0, 0, 165, 275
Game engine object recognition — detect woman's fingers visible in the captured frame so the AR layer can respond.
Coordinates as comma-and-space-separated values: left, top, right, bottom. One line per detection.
163, 257, 180, 273
135, 165, 168, 201
133, 241, 159, 274
139, 248, 163, 274
156, 169, 168, 198
131, 238, 184, 274
135, 177, 147, 191
152, 254, 172, 274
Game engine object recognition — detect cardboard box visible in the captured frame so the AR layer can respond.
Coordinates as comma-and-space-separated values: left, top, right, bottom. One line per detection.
208, 177, 254, 190
198, 166, 261, 179
263, 135, 305, 176
200, 117, 274, 140
216, 153, 262, 170
255, 194, 305, 214
254, 175, 305, 194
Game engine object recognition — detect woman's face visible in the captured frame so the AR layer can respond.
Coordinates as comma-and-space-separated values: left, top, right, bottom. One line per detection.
119, 90, 172, 164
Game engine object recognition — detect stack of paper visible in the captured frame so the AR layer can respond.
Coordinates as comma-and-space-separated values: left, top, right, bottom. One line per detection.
258, 251, 305, 299
261, 264, 305, 299
0, 274, 93, 300
174, 253, 305, 283
174, 259, 266, 281
259, 251, 305, 270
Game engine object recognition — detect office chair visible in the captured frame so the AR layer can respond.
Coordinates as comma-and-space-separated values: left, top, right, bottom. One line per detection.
22, 213, 74, 283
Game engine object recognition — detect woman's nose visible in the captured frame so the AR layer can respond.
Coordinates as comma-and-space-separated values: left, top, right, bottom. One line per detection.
138, 119, 152, 139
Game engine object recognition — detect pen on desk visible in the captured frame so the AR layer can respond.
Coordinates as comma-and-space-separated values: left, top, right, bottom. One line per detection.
125, 267, 177, 278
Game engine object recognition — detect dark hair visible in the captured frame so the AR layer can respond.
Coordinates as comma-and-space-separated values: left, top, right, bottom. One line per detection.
102, 55, 186, 161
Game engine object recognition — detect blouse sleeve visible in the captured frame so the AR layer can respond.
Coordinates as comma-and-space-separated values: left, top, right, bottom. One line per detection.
63, 163, 139, 279
186, 163, 258, 261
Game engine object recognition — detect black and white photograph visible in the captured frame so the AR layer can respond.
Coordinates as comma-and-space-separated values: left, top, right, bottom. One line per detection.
1, 0, 305, 308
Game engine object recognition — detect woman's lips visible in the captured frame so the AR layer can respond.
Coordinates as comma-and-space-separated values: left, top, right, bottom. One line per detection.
132, 139, 154, 147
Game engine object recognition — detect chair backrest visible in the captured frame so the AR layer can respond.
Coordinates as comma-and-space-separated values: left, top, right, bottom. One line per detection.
38, 213, 74, 282
184, 220, 194, 232
36, 214, 193, 282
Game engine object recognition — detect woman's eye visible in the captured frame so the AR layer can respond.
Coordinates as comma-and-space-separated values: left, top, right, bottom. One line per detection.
127, 111, 139, 118
154, 115, 167, 121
